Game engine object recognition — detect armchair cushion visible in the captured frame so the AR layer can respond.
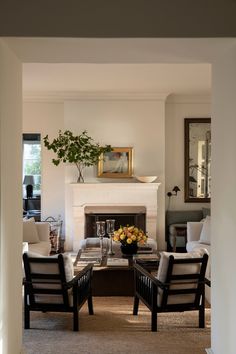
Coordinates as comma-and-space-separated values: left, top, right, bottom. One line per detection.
23, 218, 40, 244
156, 249, 208, 306
199, 216, 211, 245
27, 252, 74, 282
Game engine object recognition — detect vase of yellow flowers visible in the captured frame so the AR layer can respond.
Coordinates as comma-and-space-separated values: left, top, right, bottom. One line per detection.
113, 225, 147, 255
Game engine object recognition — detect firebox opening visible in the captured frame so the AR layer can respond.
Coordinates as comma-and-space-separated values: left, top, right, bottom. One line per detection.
84, 206, 146, 238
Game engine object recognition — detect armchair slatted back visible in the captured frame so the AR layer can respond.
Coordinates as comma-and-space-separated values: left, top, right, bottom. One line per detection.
160, 254, 208, 309
23, 253, 70, 308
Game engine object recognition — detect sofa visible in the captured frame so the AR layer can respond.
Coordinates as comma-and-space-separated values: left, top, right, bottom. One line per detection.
186, 215, 211, 303
23, 218, 51, 256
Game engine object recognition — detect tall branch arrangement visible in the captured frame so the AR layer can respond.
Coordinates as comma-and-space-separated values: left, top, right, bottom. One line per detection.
43, 130, 112, 182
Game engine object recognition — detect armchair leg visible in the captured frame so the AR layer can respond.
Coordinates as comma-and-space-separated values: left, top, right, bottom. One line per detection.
88, 295, 94, 315
151, 311, 157, 332
73, 309, 79, 331
24, 307, 30, 329
199, 306, 205, 328
133, 296, 139, 315
199, 291, 205, 328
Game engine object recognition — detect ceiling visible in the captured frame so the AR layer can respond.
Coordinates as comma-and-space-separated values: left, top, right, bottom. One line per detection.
23, 63, 211, 96
10, 37, 233, 97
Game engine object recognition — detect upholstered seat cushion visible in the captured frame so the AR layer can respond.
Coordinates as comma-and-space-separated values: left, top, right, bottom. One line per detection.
156, 249, 208, 306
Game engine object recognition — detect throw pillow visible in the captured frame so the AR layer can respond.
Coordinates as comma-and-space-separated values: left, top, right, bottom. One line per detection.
23, 218, 40, 244
199, 215, 211, 245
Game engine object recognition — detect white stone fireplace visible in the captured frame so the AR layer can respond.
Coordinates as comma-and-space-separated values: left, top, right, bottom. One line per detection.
65, 182, 161, 251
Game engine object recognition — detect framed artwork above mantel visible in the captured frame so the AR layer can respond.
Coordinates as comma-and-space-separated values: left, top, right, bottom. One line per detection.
98, 147, 133, 178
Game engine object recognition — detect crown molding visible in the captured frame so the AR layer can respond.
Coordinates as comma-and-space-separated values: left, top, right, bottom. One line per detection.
23, 91, 170, 103
166, 93, 211, 104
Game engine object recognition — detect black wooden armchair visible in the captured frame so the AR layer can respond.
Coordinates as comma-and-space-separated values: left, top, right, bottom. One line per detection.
133, 252, 208, 331
23, 253, 94, 331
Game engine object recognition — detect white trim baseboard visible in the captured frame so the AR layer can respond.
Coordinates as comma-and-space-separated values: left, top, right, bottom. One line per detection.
205, 349, 214, 354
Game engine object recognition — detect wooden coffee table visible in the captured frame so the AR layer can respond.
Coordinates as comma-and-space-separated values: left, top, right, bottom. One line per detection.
74, 248, 159, 296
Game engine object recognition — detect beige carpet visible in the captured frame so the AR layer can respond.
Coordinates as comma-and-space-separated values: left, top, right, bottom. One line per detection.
23, 297, 211, 354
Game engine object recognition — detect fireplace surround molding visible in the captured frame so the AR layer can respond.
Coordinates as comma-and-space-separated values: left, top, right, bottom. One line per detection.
65, 182, 161, 251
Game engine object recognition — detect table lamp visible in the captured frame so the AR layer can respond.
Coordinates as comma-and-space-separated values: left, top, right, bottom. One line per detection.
23, 175, 34, 198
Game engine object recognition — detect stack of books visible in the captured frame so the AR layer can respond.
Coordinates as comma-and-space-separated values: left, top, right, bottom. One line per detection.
137, 246, 153, 254
107, 258, 129, 267
75, 248, 102, 267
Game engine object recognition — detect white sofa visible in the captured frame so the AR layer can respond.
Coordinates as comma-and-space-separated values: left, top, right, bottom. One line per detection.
186, 216, 211, 303
23, 219, 51, 256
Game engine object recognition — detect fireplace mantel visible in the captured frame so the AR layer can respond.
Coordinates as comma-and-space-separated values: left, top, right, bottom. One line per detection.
65, 182, 161, 251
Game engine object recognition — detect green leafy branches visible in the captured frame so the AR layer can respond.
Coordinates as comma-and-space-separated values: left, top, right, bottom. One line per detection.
43, 130, 112, 182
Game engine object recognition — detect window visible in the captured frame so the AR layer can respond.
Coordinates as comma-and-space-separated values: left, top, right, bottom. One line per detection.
23, 134, 41, 196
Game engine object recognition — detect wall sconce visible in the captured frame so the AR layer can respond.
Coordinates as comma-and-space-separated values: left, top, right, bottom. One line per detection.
167, 186, 180, 197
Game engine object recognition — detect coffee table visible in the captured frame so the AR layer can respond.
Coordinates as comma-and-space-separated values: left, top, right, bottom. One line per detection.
74, 248, 159, 296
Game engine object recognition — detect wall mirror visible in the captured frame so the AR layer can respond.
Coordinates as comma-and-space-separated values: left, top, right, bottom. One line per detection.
184, 118, 211, 203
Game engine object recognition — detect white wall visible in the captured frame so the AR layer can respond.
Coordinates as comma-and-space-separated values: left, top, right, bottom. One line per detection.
0, 40, 23, 354
23, 102, 65, 233
165, 94, 211, 211
211, 44, 236, 354
64, 99, 166, 250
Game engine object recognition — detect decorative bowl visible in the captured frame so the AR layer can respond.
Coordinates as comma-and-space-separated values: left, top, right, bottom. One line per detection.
136, 176, 157, 183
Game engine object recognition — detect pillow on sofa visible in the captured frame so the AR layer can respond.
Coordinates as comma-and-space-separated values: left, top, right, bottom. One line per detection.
199, 215, 211, 245
23, 218, 40, 244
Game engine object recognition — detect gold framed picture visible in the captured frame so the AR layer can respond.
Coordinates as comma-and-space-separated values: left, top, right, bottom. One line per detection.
98, 147, 133, 178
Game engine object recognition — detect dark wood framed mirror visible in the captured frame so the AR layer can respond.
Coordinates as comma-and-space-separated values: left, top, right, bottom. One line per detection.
184, 118, 211, 203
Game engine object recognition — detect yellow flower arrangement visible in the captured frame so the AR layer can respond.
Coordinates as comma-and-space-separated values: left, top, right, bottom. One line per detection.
113, 225, 147, 246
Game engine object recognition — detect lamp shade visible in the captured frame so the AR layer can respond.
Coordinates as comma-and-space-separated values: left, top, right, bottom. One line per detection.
23, 175, 34, 185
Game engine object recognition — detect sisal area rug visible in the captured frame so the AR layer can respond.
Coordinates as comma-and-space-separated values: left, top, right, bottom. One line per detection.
23, 297, 211, 354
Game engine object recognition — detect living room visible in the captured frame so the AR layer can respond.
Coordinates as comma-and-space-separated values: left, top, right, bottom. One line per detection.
0, 36, 236, 354
23, 62, 211, 252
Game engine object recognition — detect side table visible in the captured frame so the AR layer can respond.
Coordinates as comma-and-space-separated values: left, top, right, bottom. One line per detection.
172, 225, 187, 252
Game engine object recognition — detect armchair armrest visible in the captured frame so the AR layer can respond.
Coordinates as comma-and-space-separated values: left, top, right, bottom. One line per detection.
134, 263, 165, 290
67, 263, 93, 307
66, 263, 93, 288
187, 222, 203, 242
